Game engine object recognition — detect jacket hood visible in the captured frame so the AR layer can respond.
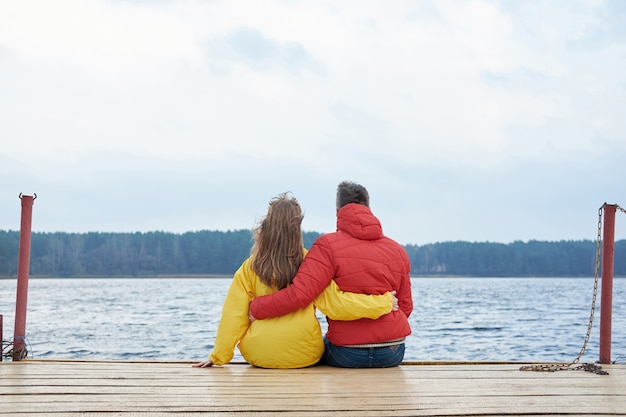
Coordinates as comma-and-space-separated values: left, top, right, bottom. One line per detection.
336, 203, 383, 240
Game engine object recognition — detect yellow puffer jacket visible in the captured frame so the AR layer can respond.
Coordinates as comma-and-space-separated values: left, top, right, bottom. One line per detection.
209, 256, 393, 368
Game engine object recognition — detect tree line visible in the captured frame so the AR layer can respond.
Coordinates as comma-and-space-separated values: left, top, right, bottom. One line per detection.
0, 230, 623, 278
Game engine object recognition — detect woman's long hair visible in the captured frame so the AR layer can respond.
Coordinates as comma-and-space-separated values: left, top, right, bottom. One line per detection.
251, 192, 304, 290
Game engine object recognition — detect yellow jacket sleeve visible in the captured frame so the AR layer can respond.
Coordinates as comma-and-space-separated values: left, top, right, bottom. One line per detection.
313, 280, 392, 321
209, 259, 255, 365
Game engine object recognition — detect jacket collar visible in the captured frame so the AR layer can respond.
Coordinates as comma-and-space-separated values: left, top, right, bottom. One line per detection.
336, 203, 383, 240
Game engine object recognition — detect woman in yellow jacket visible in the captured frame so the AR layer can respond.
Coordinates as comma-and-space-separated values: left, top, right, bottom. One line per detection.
194, 193, 394, 369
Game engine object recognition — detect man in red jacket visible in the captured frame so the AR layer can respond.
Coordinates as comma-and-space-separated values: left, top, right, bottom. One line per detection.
249, 181, 413, 368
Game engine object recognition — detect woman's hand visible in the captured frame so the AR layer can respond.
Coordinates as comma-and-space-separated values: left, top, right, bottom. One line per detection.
193, 360, 214, 368
391, 290, 398, 311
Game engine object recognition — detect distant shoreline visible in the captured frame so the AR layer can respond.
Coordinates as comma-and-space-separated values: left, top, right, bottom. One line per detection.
1, 275, 623, 280
0, 274, 233, 279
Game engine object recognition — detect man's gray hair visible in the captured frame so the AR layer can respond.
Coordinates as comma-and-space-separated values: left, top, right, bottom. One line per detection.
336, 181, 369, 209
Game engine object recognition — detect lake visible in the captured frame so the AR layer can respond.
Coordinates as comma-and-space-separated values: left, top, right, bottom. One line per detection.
1, 277, 624, 364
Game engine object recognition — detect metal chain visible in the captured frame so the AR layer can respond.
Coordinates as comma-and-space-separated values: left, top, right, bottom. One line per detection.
2, 337, 29, 361
520, 203, 609, 375
572, 205, 605, 364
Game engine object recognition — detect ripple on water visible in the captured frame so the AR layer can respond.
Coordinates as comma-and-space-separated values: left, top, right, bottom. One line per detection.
0, 277, 624, 363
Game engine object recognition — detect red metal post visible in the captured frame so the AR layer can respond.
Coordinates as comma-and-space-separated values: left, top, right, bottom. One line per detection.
599, 204, 616, 364
13, 194, 35, 361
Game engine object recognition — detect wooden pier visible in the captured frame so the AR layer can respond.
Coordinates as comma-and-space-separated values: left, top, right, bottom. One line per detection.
1, 360, 625, 416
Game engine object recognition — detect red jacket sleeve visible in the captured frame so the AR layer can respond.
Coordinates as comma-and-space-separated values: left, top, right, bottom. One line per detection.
398, 253, 413, 318
249, 237, 335, 319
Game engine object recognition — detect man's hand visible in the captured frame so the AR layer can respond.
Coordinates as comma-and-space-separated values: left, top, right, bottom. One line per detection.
391, 290, 398, 311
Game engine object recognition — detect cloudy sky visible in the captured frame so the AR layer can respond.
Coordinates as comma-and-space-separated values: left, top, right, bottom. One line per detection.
1, 0, 625, 246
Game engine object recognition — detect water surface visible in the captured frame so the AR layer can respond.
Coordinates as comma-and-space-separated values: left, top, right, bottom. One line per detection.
1, 277, 624, 363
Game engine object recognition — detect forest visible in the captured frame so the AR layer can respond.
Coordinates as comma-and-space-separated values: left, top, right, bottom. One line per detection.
0, 230, 624, 278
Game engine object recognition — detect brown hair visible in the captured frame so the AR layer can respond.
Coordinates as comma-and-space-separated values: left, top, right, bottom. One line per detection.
251, 192, 304, 290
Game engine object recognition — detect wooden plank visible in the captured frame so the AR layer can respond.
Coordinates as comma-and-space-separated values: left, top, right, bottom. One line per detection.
9, 413, 383, 417
0, 398, 624, 416
0, 394, 621, 409
0, 361, 624, 416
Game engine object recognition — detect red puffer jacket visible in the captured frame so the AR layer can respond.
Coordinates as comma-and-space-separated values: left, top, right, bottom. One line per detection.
249, 203, 413, 345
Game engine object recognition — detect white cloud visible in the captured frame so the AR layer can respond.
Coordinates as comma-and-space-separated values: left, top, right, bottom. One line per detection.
1, 0, 625, 244
0, 0, 205, 80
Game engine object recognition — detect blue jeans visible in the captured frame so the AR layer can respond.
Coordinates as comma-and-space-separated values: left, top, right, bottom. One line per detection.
322, 338, 405, 368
